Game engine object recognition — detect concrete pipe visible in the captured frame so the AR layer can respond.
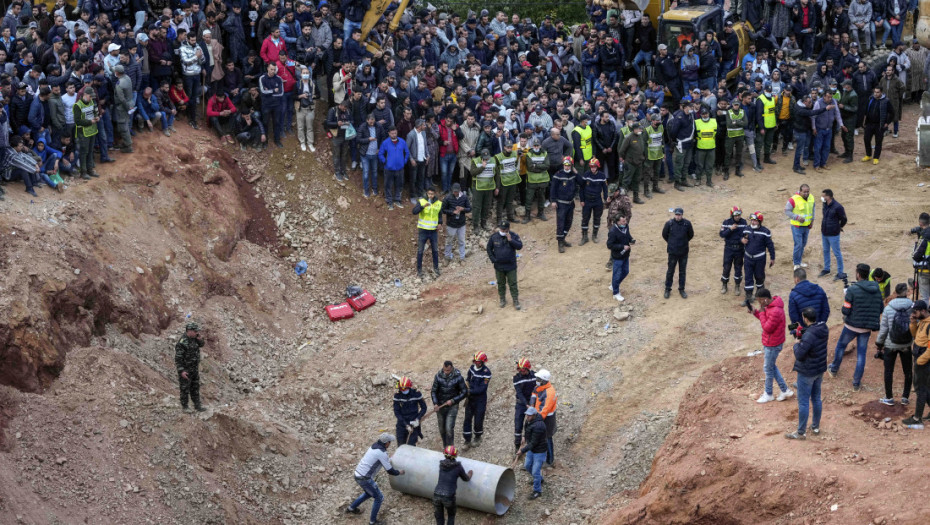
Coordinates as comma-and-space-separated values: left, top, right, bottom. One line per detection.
388, 445, 515, 515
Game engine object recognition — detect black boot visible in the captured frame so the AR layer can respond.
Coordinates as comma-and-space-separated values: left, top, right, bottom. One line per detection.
537, 210, 548, 221
633, 191, 645, 204
734, 279, 742, 295
558, 239, 565, 253
742, 289, 754, 308
592, 229, 599, 243
721, 281, 728, 294
562, 238, 572, 248
723, 169, 730, 181
764, 155, 776, 165
735, 166, 744, 177
652, 181, 665, 194
580, 231, 589, 246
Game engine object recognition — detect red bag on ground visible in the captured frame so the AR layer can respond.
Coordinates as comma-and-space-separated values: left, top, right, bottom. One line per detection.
325, 302, 355, 321
347, 290, 377, 311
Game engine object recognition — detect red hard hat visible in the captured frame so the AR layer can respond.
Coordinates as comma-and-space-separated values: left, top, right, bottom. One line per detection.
517, 358, 531, 370
589, 158, 600, 168
443, 445, 458, 458
397, 376, 413, 390
751, 212, 764, 223
473, 351, 488, 363
730, 206, 742, 216
562, 156, 573, 165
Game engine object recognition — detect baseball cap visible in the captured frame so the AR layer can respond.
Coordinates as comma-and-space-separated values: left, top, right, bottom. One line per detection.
657, 43, 667, 50
108, 43, 121, 52
673, 207, 684, 215
525, 407, 538, 415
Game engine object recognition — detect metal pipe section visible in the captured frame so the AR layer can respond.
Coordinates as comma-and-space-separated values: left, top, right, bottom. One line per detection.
388, 445, 515, 515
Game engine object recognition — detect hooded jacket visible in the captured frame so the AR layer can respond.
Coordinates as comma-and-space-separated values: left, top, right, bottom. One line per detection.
793, 321, 829, 376
788, 280, 831, 326
876, 297, 914, 349
755, 296, 787, 347
842, 280, 884, 331
520, 414, 548, 454
431, 368, 468, 405
434, 459, 469, 497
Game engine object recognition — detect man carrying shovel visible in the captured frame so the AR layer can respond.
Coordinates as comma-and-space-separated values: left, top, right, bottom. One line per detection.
393, 376, 428, 446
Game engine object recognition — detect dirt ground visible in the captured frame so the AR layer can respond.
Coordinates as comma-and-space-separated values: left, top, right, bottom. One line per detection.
0, 104, 928, 525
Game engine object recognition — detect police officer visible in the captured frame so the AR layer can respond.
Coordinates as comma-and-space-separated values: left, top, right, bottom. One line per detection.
662, 207, 695, 299
175, 322, 206, 413
742, 212, 776, 306
755, 82, 778, 165
494, 138, 521, 224
667, 98, 696, 191
524, 138, 550, 222
579, 158, 608, 245
470, 149, 497, 231
643, 113, 667, 197
393, 376, 428, 446
550, 156, 578, 253
694, 106, 718, 187
512, 358, 537, 452
617, 122, 646, 204
463, 352, 492, 449
720, 206, 748, 295
724, 96, 747, 179
487, 220, 524, 309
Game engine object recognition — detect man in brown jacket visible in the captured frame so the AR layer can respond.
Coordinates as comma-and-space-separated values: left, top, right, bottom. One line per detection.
903, 300, 930, 426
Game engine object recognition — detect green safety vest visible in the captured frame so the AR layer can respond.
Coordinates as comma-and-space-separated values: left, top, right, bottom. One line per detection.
495, 152, 521, 186
473, 158, 497, 191
727, 110, 745, 138
695, 118, 717, 150
759, 94, 776, 129
646, 125, 664, 161
416, 198, 442, 230
74, 99, 98, 138
525, 150, 550, 184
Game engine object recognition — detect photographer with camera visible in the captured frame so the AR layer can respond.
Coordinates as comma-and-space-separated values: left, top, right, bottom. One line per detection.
786, 307, 829, 440
752, 288, 793, 404
903, 301, 930, 427
911, 212, 930, 303
875, 283, 914, 406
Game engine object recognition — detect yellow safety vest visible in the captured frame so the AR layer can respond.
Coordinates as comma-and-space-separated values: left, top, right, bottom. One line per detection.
575, 125, 593, 161
525, 151, 550, 184
759, 94, 776, 129
646, 125, 664, 160
869, 269, 890, 297
74, 99, 98, 138
727, 109, 745, 137
789, 193, 815, 227
416, 198, 443, 230
473, 158, 497, 191
495, 152, 521, 186
695, 118, 717, 150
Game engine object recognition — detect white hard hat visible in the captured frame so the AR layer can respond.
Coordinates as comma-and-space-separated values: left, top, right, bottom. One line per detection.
536, 369, 551, 382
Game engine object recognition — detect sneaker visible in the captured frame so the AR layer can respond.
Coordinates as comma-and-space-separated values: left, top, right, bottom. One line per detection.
854, 129, 859, 136
861, 156, 872, 162
362, 191, 369, 199
417, 270, 424, 279
614, 293, 625, 302
395, 203, 404, 209
853, 384, 861, 392
811, 426, 820, 435
308, 144, 316, 152
785, 431, 806, 440
544, 200, 551, 207
828, 369, 837, 378
873, 158, 879, 165
776, 389, 794, 401
880, 398, 894, 406
344, 506, 361, 515
756, 393, 775, 403
351, 161, 358, 169
800, 262, 808, 268
528, 491, 542, 500
183, 407, 193, 414
300, 144, 306, 151
387, 204, 394, 211
902, 416, 923, 426
833, 273, 847, 281
901, 397, 910, 406
893, 133, 898, 138
818, 269, 830, 277
793, 264, 801, 271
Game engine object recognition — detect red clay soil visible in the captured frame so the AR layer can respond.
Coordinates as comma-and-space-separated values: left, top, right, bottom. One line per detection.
606, 323, 930, 525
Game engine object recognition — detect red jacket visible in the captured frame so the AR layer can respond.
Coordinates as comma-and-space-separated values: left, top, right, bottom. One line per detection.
169, 85, 190, 105
439, 122, 459, 156
206, 96, 237, 118
275, 60, 297, 93
754, 296, 787, 347
260, 36, 287, 65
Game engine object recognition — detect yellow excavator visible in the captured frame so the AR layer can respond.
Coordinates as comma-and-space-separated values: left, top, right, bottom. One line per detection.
360, 0, 413, 53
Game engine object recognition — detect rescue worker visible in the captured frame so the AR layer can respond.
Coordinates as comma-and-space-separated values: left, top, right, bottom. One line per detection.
550, 156, 578, 253
530, 369, 558, 467
837, 80, 858, 163
470, 149, 497, 232
663, 207, 694, 299
785, 184, 815, 271
463, 352, 492, 449
724, 96, 747, 179
494, 138, 521, 224
393, 376, 428, 446
755, 82, 778, 165
579, 158, 608, 245
868, 268, 893, 300
572, 112, 594, 174
345, 433, 405, 522
412, 188, 444, 279
694, 106, 718, 186
517, 407, 548, 500
433, 446, 473, 525
431, 361, 468, 448
742, 212, 776, 307
512, 358, 537, 452
643, 113, 667, 196
720, 206, 748, 295
487, 220, 524, 309
175, 322, 206, 413
667, 98, 695, 191
524, 138, 550, 222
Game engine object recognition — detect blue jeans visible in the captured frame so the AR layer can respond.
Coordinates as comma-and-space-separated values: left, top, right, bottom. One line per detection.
632, 50, 653, 78
524, 451, 546, 493
822, 234, 844, 274
440, 153, 457, 192
764, 344, 789, 396
683, 80, 699, 93
793, 130, 810, 169
361, 153, 378, 194
796, 372, 823, 435
812, 127, 832, 168
385, 169, 403, 205
830, 327, 872, 387
349, 477, 383, 524
791, 226, 810, 266
611, 257, 629, 295
417, 229, 439, 271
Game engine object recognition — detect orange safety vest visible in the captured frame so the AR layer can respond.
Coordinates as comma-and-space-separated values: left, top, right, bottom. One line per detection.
533, 382, 558, 418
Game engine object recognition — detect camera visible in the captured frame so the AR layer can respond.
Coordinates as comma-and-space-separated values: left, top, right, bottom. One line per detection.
788, 322, 805, 339
910, 226, 923, 235
788, 322, 799, 331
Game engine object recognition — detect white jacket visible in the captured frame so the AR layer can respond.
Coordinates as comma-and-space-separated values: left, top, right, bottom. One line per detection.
179, 42, 204, 77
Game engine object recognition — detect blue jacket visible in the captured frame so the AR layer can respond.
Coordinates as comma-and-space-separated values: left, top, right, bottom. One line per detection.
378, 137, 410, 171
549, 168, 578, 203
842, 280, 883, 330
579, 169, 608, 206
135, 93, 161, 122
719, 218, 748, 246
820, 199, 847, 236
486, 231, 523, 272
743, 225, 775, 259
788, 280, 831, 327
792, 321, 829, 377
667, 110, 695, 147
606, 223, 634, 260
28, 95, 45, 136
392, 387, 427, 425
512, 370, 536, 406
466, 364, 492, 398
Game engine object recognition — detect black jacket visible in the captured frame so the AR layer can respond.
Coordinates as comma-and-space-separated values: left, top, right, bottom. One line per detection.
521, 414, 548, 454
393, 388, 427, 425
662, 218, 694, 255
606, 223, 634, 260
792, 321, 829, 377
487, 231, 523, 272
820, 199, 847, 236
431, 368, 468, 405
433, 459, 469, 497
792, 101, 826, 133
442, 191, 472, 229
513, 370, 537, 406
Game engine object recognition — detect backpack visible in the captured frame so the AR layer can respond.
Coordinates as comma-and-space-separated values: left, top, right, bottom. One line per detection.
889, 306, 913, 345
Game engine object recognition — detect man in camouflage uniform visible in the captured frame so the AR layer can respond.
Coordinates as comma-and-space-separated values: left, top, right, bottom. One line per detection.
175, 322, 206, 412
